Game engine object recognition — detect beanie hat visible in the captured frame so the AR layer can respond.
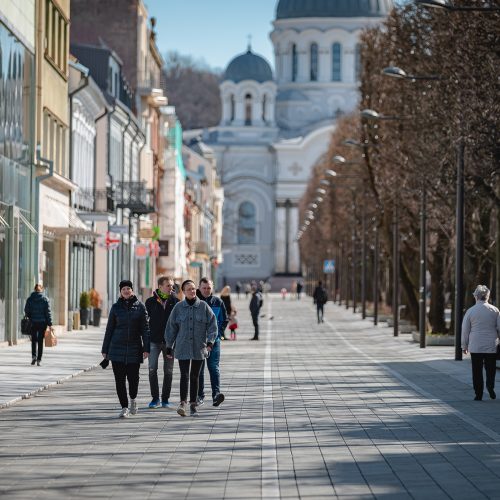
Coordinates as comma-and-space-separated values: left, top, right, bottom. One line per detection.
119, 280, 133, 290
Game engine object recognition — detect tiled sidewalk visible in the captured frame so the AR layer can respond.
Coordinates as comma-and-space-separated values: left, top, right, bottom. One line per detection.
1, 295, 500, 499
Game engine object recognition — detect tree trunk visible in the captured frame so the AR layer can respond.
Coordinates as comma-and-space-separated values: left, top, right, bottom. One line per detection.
428, 231, 448, 333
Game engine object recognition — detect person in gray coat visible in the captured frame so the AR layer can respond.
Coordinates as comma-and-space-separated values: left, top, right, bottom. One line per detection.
462, 285, 500, 401
165, 279, 217, 417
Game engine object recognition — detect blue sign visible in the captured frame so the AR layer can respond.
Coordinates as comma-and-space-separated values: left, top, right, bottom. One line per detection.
323, 259, 335, 274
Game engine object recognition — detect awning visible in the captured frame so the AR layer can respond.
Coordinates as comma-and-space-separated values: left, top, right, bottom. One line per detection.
44, 200, 99, 239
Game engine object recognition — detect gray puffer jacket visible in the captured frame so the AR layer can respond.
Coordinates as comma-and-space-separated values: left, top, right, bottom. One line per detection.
164, 298, 217, 360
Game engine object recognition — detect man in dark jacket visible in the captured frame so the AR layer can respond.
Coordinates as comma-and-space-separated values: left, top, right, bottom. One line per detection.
24, 284, 53, 366
249, 282, 263, 340
313, 281, 328, 324
196, 277, 227, 407
145, 276, 179, 408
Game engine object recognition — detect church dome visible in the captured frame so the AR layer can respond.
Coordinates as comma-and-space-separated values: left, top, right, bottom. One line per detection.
276, 0, 393, 19
224, 49, 273, 83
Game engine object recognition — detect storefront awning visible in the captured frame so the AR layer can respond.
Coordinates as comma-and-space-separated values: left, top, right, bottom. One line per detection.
44, 202, 99, 239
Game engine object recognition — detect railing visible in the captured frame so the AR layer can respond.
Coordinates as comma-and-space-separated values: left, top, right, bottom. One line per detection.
75, 188, 115, 213
115, 181, 155, 215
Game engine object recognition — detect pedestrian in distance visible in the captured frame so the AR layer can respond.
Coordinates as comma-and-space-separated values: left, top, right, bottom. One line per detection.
145, 276, 179, 409
235, 281, 242, 299
197, 278, 228, 407
24, 284, 53, 366
296, 280, 303, 300
281, 287, 287, 300
245, 282, 251, 298
219, 285, 232, 340
228, 307, 238, 340
313, 281, 328, 324
249, 282, 263, 340
102, 280, 150, 418
462, 285, 500, 401
165, 279, 217, 417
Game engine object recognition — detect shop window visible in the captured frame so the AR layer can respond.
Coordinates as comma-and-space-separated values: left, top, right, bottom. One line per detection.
332, 43, 342, 81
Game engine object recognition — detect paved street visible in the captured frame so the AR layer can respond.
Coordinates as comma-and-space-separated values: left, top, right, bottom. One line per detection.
2, 294, 500, 499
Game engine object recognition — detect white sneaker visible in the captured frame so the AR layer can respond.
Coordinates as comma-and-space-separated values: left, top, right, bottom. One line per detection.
177, 402, 187, 417
119, 408, 130, 418
130, 399, 138, 415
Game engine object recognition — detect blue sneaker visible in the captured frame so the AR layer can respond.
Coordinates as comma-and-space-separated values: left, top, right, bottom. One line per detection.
161, 401, 175, 409
149, 399, 161, 409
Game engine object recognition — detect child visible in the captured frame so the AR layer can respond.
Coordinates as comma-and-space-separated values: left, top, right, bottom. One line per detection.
228, 308, 238, 340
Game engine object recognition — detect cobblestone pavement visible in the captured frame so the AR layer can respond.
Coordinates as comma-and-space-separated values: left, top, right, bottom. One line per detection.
2, 295, 500, 499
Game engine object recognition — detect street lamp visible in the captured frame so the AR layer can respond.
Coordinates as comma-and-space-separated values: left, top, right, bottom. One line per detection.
415, 0, 500, 11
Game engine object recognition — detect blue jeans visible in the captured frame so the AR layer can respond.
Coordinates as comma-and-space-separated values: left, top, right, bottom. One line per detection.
148, 342, 174, 402
198, 340, 221, 401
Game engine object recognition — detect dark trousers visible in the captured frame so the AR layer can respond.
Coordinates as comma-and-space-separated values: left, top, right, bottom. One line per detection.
316, 303, 324, 323
31, 323, 47, 361
112, 362, 140, 408
471, 353, 496, 397
148, 342, 174, 402
251, 313, 259, 339
198, 340, 221, 401
178, 359, 203, 404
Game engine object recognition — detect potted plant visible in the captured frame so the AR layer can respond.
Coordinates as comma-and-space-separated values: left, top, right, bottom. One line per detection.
79, 291, 91, 329
89, 288, 102, 328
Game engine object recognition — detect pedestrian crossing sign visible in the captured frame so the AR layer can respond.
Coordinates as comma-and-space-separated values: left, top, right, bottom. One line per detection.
323, 259, 335, 273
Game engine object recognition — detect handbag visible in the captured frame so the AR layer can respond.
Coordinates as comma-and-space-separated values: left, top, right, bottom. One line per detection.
21, 316, 32, 336
44, 327, 57, 347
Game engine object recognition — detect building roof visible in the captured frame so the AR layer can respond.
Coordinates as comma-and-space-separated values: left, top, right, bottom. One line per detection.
224, 48, 273, 83
276, 0, 393, 19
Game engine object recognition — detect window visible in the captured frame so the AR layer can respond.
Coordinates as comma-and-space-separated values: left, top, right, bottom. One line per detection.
45, 0, 68, 75
332, 43, 342, 81
355, 43, 361, 81
238, 202, 256, 244
244, 94, 252, 126
291, 44, 298, 82
310, 43, 318, 81
43, 109, 68, 177
230, 94, 235, 122
262, 95, 267, 122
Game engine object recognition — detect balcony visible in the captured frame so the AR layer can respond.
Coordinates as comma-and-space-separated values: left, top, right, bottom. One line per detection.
115, 181, 155, 215
75, 188, 115, 213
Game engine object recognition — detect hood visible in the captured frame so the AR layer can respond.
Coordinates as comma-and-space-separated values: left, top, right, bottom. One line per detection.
30, 292, 44, 300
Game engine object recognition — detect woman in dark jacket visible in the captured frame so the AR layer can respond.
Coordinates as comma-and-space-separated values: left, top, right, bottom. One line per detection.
219, 285, 232, 340
24, 284, 53, 366
102, 280, 150, 418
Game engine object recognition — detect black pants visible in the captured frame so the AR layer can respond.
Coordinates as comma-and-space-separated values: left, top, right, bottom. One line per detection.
178, 359, 203, 404
251, 313, 259, 339
316, 303, 324, 323
112, 362, 140, 408
31, 323, 47, 361
471, 353, 496, 397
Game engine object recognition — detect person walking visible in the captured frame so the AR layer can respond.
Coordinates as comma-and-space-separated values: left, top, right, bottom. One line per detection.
145, 276, 179, 409
235, 281, 242, 299
313, 281, 328, 324
249, 282, 263, 340
197, 278, 228, 407
228, 307, 238, 340
102, 280, 150, 418
296, 281, 303, 300
24, 284, 53, 366
219, 285, 232, 340
165, 279, 217, 417
461, 285, 500, 401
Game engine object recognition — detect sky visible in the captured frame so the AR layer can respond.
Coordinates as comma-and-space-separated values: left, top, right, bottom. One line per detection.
145, 0, 279, 71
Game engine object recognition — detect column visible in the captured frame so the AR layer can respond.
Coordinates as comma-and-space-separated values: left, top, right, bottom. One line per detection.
274, 205, 286, 273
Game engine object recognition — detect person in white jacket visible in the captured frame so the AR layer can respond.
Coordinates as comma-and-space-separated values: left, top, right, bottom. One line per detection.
461, 285, 500, 401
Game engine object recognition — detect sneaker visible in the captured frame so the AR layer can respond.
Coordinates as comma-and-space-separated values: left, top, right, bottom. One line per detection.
177, 402, 187, 417
149, 399, 161, 409
190, 404, 199, 417
31, 359, 36, 366
196, 396, 205, 407
36, 360, 41, 366
488, 388, 496, 400
119, 408, 130, 418
161, 401, 175, 409
130, 399, 138, 415
213, 393, 225, 407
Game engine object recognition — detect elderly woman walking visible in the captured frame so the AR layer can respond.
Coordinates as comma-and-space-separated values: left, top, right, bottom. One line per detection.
462, 285, 500, 401
165, 279, 217, 417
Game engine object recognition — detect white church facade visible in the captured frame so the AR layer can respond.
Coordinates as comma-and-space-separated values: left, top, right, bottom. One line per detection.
204, 0, 393, 284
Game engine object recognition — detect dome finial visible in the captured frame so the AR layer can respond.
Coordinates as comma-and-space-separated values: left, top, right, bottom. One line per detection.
247, 34, 252, 53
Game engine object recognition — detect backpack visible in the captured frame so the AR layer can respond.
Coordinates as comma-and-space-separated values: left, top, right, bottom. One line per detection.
318, 288, 328, 304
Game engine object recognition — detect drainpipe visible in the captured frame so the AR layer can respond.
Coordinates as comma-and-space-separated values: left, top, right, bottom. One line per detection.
121, 112, 132, 279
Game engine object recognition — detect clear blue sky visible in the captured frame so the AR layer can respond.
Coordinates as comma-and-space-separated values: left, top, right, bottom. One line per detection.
145, 0, 279, 71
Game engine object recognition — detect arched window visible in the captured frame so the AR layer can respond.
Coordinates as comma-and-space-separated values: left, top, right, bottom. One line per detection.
230, 94, 235, 122
310, 43, 318, 81
291, 44, 298, 82
262, 94, 267, 123
355, 43, 361, 81
238, 202, 256, 244
332, 43, 342, 81
245, 93, 252, 126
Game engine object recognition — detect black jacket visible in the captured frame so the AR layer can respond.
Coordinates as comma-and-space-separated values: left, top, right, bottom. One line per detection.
197, 290, 228, 340
145, 291, 179, 344
24, 292, 52, 326
313, 286, 328, 305
221, 295, 232, 316
102, 296, 150, 364
249, 291, 263, 316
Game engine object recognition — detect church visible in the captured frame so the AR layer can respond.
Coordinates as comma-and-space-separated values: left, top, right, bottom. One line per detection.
204, 0, 393, 284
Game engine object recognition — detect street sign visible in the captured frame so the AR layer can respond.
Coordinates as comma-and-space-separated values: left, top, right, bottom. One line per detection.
109, 224, 128, 234
323, 259, 335, 274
